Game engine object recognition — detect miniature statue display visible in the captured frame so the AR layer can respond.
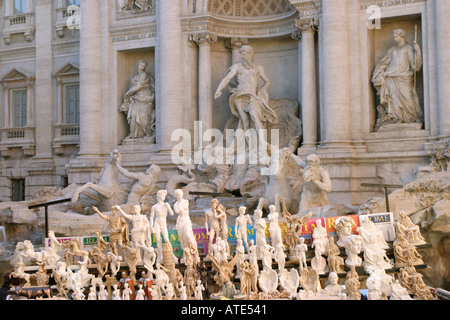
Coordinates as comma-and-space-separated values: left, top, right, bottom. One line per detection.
6, 195, 432, 302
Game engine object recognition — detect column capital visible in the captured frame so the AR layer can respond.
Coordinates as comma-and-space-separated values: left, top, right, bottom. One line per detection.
191, 32, 218, 46
224, 37, 249, 50
295, 18, 319, 34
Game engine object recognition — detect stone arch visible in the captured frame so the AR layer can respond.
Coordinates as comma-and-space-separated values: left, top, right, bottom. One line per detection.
208, 0, 294, 17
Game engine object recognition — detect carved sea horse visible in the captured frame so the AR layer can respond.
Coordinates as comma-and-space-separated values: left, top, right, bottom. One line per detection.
71, 149, 129, 210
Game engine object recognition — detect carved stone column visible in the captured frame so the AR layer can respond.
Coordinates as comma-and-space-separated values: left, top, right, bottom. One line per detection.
225, 37, 248, 64
78, 0, 103, 157
320, 0, 351, 149
294, 19, 318, 150
193, 32, 218, 137
436, 0, 450, 137
156, 0, 185, 153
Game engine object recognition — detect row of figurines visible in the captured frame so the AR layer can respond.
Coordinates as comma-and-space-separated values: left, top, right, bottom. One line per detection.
10, 256, 433, 301
8, 190, 429, 299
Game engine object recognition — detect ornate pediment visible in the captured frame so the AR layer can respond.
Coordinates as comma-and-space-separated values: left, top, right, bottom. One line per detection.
54, 63, 80, 77
0, 68, 34, 82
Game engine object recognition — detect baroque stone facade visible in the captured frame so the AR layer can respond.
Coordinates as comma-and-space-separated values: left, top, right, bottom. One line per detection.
0, 0, 448, 210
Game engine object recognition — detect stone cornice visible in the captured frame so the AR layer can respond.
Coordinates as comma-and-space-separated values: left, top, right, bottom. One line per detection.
359, 0, 426, 10
181, 11, 299, 39
110, 24, 157, 43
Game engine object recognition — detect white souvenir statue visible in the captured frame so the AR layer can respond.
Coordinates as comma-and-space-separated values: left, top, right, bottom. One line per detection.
262, 243, 275, 272
107, 252, 123, 278
324, 272, 345, 299
396, 211, 426, 245
247, 240, 259, 275
173, 189, 197, 257
267, 205, 283, 249
205, 198, 222, 254
195, 280, 205, 300
343, 235, 363, 267
235, 206, 252, 250
235, 239, 246, 278
311, 220, 329, 274
112, 284, 121, 300
253, 209, 267, 259
356, 216, 389, 251
279, 268, 300, 299
122, 282, 133, 300
136, 284, 146, 300
295, 237, 308, 273
150, 190, 178, 264
210, 236, 226, 264
274, 243, 286, 274
117, 204, 151, 259
363, 237, 394, 272
326, 237, 345, 274
149, 285, 162, 300
390, 279, 414, 300
141, 246, 157, 273
179, 281, 188, 300
46, 230, 62, 268
312, 220, 328, 254
259, 268, 279, 296
72, 287, 85, 300
98, 284, 108, 300
335, 216, 355, 247
366, 266, 394, 300
87, 286, 97, 300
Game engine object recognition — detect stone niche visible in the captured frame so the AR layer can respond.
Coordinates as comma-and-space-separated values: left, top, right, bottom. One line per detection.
210, 36, 299, 132
116, 47, 155, 145
367, 14, 424, 133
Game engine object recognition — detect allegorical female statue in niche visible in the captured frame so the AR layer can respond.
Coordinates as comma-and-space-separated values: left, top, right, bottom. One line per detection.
372, 28, 423, 130
120, 60, 156, 142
